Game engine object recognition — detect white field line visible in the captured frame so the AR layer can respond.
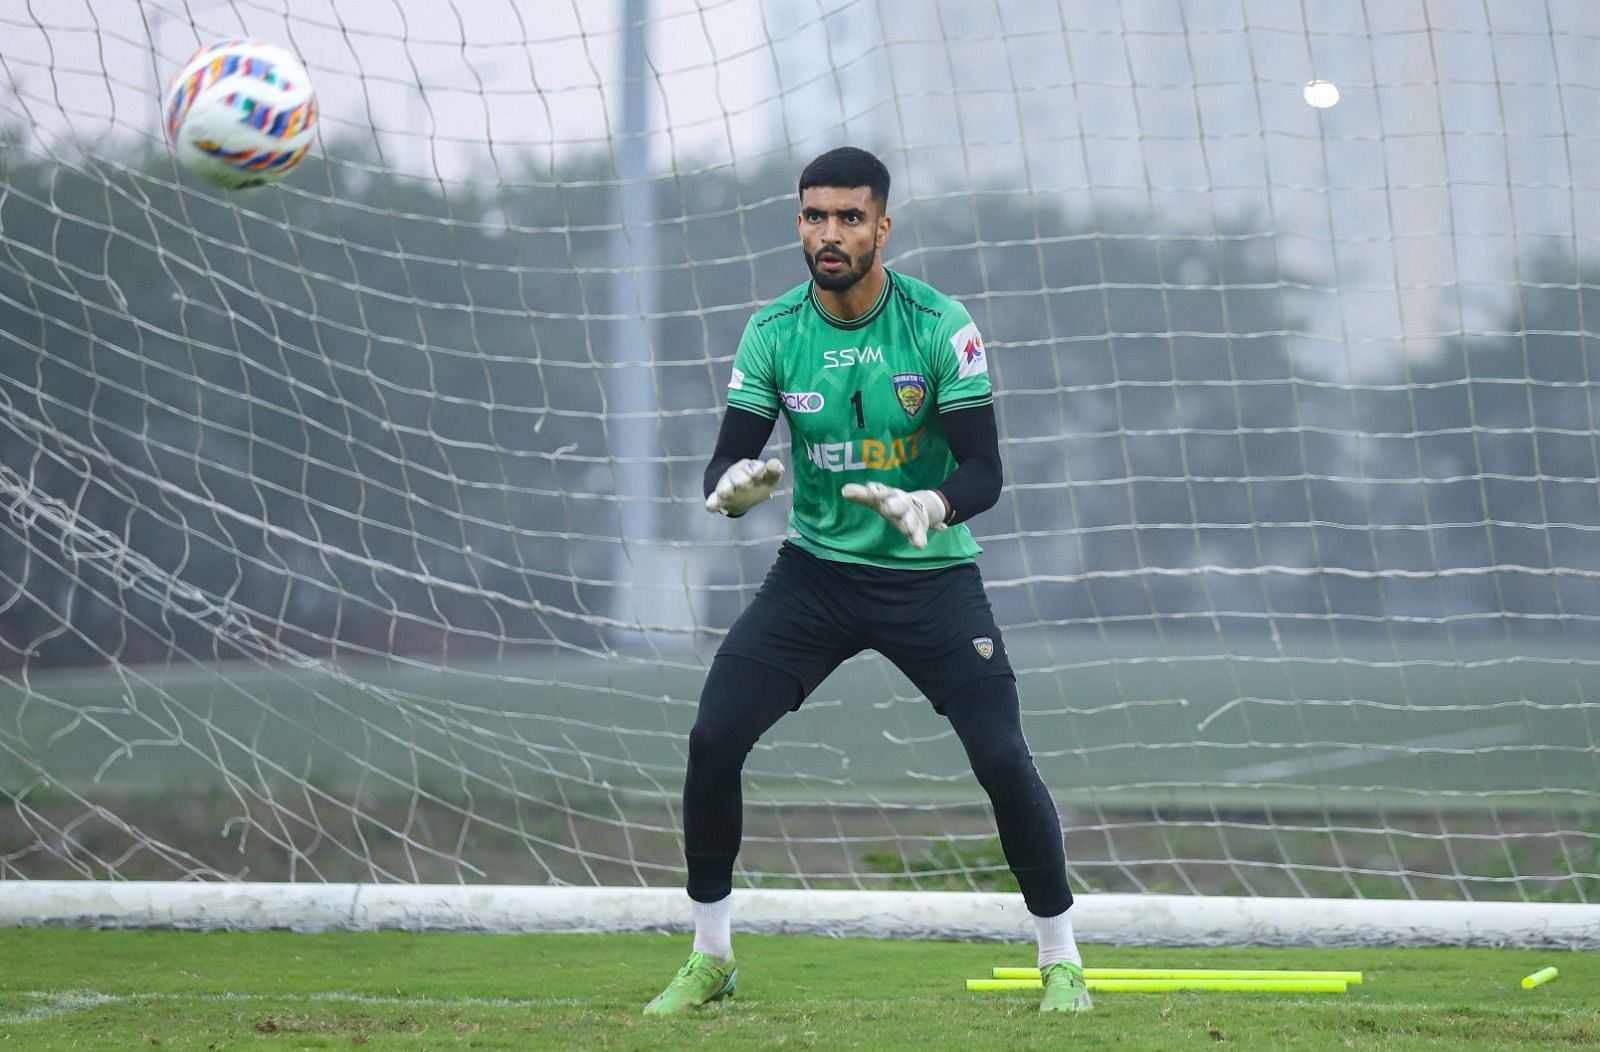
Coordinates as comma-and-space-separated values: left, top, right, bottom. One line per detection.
2, 988, 1592, 1027
0, 991, 120, 1024
1221, 723, 1525, 782
0, 990, 582, 1024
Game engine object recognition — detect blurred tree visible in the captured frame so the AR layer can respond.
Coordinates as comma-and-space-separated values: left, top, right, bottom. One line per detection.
5, 136, 1587, 671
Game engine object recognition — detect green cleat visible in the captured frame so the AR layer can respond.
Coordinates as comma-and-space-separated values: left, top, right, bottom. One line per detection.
643, 951, 738, 1015
1039, 960, 1093, 1014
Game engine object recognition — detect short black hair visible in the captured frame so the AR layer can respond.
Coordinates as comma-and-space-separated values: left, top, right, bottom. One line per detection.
798, 147, 890, 208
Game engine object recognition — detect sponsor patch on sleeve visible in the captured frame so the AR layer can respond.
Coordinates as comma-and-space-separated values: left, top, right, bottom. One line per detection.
950, 323, 988, 380
728, 367, 745, 391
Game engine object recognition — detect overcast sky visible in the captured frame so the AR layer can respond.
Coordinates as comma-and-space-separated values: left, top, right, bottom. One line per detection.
6, 0, 1600, 365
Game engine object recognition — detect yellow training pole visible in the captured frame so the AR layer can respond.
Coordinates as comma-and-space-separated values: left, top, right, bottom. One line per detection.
992, 967, 1363, 985
1521, 967, 1559, 989
969, 977, 1349, 993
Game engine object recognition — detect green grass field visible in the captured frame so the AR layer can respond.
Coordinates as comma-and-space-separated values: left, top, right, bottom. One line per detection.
1, 929, 1594, 1049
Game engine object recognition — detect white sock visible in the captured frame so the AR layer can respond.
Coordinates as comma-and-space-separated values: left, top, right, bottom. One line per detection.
691, 895, 733, 960
1033, 909, 1081, 969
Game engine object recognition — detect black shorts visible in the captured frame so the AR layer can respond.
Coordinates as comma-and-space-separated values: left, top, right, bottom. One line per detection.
717, 542, 1014, 710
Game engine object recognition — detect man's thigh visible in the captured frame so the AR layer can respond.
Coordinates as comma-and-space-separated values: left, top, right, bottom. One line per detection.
866, 562, 1014, 710
716, 546, 863, 700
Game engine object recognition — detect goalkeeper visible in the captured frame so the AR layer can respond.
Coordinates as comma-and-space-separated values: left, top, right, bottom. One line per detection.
645, 147, 1090, 1017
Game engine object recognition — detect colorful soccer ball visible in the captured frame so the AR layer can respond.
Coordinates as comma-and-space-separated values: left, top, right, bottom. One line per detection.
164, 39, 318, 189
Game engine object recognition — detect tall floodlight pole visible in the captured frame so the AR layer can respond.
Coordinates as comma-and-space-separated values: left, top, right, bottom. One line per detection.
607, 0, 684, 643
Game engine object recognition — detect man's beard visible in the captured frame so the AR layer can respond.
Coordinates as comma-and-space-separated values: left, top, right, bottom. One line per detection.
805, 243, 875, 292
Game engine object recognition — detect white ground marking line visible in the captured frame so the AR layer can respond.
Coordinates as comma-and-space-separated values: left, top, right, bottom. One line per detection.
1, 990, 581, 1023
1221, 723, 1525, 782
0, 991, 122, 1025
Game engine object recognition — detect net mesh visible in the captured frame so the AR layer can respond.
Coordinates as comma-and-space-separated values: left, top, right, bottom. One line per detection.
1, 0, 1598, 909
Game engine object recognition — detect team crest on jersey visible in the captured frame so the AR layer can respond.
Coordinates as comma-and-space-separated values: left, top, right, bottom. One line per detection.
950, 322, 988, 380
972, 636, 995, 660
893, 373, 927, 417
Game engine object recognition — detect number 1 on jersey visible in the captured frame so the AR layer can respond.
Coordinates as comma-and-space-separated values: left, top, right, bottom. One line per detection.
850, 390, 864, 428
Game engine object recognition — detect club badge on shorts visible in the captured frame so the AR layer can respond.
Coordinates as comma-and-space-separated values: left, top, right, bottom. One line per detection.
972, 636, 995, 660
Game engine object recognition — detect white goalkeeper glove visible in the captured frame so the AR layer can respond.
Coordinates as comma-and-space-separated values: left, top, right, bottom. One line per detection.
840, 482, 949, 549
705, 457, 785, 517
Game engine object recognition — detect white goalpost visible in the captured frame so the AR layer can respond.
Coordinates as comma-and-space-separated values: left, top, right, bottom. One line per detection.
2, 0, 1600, 948
5, 882, 1599, 949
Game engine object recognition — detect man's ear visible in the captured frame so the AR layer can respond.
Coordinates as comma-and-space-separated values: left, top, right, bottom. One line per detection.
877, 212, 892, 248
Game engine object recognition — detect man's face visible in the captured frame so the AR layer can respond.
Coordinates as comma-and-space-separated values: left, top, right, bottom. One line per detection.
798, 185, 889, 292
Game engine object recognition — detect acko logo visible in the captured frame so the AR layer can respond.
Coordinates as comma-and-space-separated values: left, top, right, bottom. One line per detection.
782, 391, 825, 413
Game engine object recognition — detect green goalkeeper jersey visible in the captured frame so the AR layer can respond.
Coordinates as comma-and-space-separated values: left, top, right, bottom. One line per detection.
725, 268, 993, 569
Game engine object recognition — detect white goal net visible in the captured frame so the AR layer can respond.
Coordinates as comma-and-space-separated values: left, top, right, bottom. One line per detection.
2, 0, 1598, 941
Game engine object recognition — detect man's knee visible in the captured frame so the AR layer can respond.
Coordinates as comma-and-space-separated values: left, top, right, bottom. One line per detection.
966, 730, 1034, 790
689, 654, 804, 776
687, 718, 754, 777
944, 677, 1034, 787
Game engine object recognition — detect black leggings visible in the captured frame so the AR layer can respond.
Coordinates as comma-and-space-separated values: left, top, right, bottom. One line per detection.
683, 653, 1073, 917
